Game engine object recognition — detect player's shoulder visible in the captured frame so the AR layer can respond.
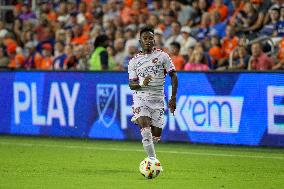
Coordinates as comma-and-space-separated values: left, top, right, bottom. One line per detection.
155, 48, 168, 54
129, 52, 144, 64
155, 48, 170, 58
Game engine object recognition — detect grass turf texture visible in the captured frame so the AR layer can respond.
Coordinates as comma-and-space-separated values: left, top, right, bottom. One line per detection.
0, 135, 283, 189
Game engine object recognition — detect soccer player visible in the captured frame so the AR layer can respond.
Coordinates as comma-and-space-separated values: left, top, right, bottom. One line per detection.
128, 26, 178, 160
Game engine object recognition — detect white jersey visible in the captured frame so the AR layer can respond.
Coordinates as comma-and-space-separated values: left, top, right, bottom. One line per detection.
128, 48, 175, 108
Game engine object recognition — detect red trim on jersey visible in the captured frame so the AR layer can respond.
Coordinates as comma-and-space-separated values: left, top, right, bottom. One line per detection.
138, 48, 163, 56
130, 52, 143, 61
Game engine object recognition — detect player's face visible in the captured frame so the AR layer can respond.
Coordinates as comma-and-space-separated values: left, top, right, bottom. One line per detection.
140, 31, 155, 52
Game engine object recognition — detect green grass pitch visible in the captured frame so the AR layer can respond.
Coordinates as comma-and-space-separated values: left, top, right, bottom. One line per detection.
0, 135, 283, 189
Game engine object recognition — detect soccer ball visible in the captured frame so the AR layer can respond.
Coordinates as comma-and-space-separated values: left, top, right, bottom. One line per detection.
139, 157, 163, 179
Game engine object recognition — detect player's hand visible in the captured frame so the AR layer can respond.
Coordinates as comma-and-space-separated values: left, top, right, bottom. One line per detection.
143, 75, 152, 86
168, 96, 176, 115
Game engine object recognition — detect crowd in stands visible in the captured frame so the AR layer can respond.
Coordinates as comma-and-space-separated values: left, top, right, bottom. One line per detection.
0, 0, 284, 71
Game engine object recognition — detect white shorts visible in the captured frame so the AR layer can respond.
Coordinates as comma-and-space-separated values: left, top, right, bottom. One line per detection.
131, 106, 164, 128
131, 95, 165, 128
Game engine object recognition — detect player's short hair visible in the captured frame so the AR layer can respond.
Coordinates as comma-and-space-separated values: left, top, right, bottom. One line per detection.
139, 25, 154, 37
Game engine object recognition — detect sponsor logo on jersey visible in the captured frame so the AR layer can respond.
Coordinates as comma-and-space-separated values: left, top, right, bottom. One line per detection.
152, 58, 158, 64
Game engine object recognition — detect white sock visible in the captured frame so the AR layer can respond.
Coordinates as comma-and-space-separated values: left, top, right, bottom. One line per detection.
141, 127, 156, 159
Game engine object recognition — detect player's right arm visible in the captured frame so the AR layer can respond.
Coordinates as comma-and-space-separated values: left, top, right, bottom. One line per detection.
128, 59, 140, 90
128, 59, 151, 90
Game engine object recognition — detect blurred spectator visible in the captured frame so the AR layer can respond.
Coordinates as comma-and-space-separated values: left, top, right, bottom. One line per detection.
77, 2, 87, 25
248, 42, 275, 70
195, 12, 211, 40
261, 7, 280, 37
184, 49, 209, 71
229, 45, 250, 70
161, 11, 176, 39
57, 2, 69, 24
147, 14, 160, 28
235, 1, 258, 35
24, 41, 42, 69
123, 39, 138, 70
274, 36, 284, 69
241, 0, 267, 38
74, 44, 89, 70
120, 0, 148, 25
169, 41, 185, 71
0, 46, 9, 68
188, 0, 201, 27
208, 11, 227, 39
0, 21, 9, 39
208, 35, 223, 69
229, 0, 245, 25
71, 24, 89, 45
208, 0, 229, 21
154, 28, 165, 50
198, 0, 210, 14
53, 41, 67, 70
39, 43, 53, 70
218, 25, 239, 67
89, 34, 110, 70
113, 38, 126, 70
19, 3, 36, 21
165, 21, 183, 49
280, 6, 284, 21
148, 0, 162, 16
7, 44, 25, 69
64, 44, 78, 69
274, 9, 284, 38
179, 26, 197, 56
177, 0, 198, 26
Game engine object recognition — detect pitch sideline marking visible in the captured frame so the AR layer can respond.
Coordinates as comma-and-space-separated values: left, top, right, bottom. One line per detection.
0, 141, 283, 160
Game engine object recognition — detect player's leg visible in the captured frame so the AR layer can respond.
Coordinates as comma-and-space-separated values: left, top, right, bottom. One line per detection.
151, 126, 162, 142
137, 116, 156, 159
150, 108, 164, 143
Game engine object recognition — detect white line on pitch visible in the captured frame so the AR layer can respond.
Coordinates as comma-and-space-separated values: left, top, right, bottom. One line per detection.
0, 141, 283, 160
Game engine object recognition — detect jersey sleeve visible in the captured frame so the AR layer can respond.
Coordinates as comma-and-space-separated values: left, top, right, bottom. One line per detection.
128, 59, 138, 81
163, 52, 176, 73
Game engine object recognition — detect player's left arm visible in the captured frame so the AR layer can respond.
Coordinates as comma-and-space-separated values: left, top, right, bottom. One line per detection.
163, 51, 178, 115
169, 71, 178, 115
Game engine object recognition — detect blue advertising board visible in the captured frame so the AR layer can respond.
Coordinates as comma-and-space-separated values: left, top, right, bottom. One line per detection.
0, 71, 284, 147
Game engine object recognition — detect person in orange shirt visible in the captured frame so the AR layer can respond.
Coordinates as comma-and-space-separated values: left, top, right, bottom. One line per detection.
208, 0, 229, 21
120, 0, 148, 24
218, 25, 238, 67
83, 12, 94, 33
39, 43, 53, 70
208, 35, 223, 69
7, 44, 25, 69
273, 37, 284, 69
71, 25, 89, 45
169, 41, 185, 71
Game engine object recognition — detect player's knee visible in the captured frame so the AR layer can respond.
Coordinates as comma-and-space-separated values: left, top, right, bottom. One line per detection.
137, 117, 151, 128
